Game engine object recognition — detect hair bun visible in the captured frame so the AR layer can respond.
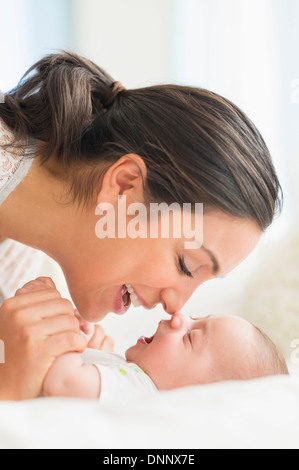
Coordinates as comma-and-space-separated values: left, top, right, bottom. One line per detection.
103, 81, 126, 108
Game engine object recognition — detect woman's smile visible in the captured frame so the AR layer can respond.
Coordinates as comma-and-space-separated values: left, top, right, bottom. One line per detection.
114, 283, 150, 315
124, 284, 142, 308
113, 285, 131, 315
115, 284, 153, 315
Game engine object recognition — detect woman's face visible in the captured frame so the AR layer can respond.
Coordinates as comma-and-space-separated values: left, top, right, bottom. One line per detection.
58, 156, 262, 322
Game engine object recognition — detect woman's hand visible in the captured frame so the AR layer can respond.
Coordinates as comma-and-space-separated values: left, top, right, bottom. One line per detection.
0, 277, 87, 401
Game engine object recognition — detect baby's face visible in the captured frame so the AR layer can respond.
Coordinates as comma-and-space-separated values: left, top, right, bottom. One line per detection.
125, 313, 257, 390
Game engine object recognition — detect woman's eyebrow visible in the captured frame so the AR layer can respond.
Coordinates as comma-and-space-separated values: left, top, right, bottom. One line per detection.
201, 245, 220, 275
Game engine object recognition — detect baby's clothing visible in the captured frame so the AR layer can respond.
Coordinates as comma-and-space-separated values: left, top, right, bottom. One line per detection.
81, 349, 158, 405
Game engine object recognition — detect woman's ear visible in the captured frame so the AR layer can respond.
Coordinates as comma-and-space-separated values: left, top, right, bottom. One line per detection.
97, 154, 147, 205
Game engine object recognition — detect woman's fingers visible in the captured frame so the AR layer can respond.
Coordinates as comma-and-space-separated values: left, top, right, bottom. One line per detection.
0, 278, 86, 400
15, 277, 56, 296
3, 296, 75, 326
31, 298, 75, 320
45, 332, 87, 358
34, 277, 56, 289
29, 314, 81, 338
8, 288, 61, 311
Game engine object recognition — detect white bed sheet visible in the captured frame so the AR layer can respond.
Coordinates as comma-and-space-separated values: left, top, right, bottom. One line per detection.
0, 375, 298, 449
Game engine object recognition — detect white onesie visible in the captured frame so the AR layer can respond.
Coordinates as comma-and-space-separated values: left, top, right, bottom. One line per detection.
81, 349, 158, 405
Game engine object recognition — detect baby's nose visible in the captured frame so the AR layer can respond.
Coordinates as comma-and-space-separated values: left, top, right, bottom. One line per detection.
170, 312, 185, 330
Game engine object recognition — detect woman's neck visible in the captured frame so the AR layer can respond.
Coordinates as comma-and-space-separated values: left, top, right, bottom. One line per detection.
0, 155, 86, 263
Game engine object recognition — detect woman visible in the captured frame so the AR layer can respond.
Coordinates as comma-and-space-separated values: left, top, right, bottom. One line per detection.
0, 52, 282, 400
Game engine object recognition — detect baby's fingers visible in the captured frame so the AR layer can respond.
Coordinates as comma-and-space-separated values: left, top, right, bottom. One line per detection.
87, 325, 115, 352
74, 309, 95, 339
99, 336, 115, 352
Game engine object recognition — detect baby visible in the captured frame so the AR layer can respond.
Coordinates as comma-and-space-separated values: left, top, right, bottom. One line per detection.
14, 277, 288, 403
42, 309, 289, 403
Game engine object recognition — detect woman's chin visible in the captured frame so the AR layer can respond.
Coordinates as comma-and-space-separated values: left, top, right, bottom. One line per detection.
68, 284, 128, 323
73, 300, 108, 323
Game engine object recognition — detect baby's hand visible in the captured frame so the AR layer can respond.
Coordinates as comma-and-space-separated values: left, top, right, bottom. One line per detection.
74, 310, 115, 352
86, 324, 115, 352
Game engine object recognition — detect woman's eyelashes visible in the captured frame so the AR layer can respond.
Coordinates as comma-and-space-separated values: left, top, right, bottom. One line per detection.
178, 256, 193, 278
187, 329, 192, 344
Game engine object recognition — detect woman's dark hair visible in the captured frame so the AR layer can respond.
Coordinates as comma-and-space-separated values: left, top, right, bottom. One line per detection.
0, 51, 282, 229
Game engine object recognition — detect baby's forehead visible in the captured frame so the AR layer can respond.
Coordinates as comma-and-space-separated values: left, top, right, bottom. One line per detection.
191, 314, 256, 348
191, 314, 252, 328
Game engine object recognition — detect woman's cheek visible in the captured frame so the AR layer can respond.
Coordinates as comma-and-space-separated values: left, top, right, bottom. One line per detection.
141, 258, 178, 287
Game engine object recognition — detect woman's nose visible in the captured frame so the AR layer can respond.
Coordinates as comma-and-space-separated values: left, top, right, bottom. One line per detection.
161, 283, 199, 316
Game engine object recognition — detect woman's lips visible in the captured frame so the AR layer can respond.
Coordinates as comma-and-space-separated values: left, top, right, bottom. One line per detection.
113, 284, 155, 315
114, 285, 131, 315
129, 285, 151, 309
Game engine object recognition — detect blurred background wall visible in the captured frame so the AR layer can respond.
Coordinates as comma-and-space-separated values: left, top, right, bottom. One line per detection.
0, 0, 298, 357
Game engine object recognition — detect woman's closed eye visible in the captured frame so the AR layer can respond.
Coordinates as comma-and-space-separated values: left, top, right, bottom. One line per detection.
187, 329, 192, 345
178, 256, 193, 278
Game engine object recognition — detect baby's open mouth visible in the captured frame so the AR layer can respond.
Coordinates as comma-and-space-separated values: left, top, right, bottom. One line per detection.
138, 335, 154, 345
